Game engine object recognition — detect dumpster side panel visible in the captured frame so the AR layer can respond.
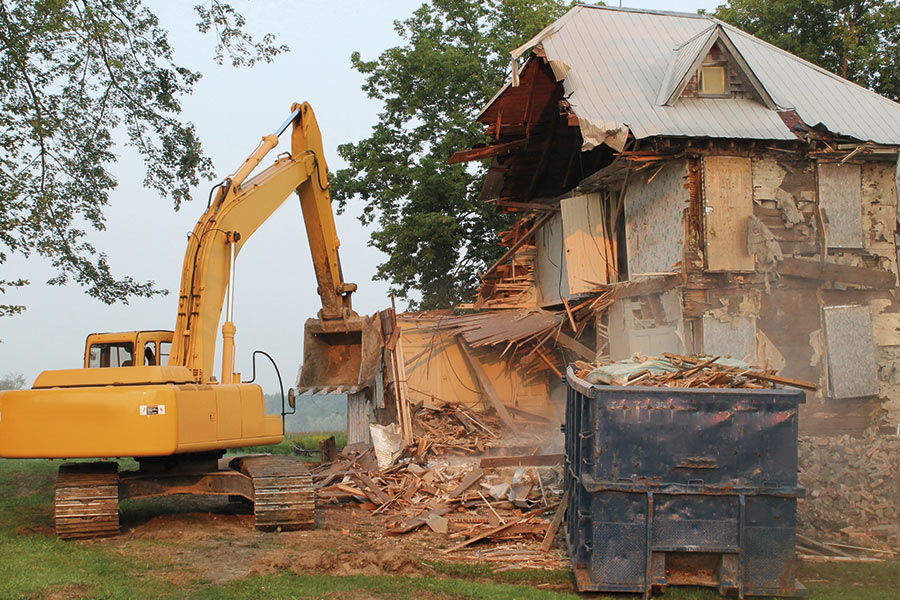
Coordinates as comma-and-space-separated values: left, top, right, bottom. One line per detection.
563, 368, 806, 597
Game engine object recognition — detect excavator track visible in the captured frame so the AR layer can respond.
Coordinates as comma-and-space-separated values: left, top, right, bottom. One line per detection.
54, 462, 120, 540
232, 455, 315, 531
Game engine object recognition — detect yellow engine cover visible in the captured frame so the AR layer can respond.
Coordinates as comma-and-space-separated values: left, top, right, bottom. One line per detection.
0, 367, 283, 459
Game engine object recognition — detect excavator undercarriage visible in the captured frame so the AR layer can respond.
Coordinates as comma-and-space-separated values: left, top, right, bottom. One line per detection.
54, 453, 315, 539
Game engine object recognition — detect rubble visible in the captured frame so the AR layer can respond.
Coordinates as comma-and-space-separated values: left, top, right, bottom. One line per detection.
574, 352, 817, 390
798, 429, 900, 558
307, 402, 568, 570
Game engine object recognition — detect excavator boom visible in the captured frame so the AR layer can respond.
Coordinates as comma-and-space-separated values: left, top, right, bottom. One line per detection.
167, 102, 379, 389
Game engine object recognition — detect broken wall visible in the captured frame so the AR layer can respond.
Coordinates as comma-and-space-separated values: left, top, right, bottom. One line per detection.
588, 146, 900, 435
398, 317, 554, 419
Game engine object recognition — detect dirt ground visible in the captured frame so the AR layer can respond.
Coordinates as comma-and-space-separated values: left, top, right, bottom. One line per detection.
92, 495, 569, 586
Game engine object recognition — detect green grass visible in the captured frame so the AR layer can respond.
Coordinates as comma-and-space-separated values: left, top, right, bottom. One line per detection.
191, 573, 577, 600
1, 458, 898, 599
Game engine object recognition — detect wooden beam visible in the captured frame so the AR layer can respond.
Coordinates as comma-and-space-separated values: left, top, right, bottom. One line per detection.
540, 490, 569, 552
456, 338, 519, 432
778, 257, 896, 289
555, 331, 595, 362
448, 138, 528, 164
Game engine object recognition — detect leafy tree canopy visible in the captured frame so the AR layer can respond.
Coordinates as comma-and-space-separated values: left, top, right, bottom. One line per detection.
714, 0, 900, 101
331, 0, 574, 309
0, 372, 26, 390
0, 0, 287, 317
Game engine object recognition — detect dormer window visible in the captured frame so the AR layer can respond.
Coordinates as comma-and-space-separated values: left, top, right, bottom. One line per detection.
699, 64, 727, 96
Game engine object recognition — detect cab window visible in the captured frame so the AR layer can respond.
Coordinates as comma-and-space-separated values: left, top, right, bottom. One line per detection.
143, 342, 157, 366
158, 341, 171, 366
88, 343, 134, 368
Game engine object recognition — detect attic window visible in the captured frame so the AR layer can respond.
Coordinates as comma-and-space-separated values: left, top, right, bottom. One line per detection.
699, 65, 727, 96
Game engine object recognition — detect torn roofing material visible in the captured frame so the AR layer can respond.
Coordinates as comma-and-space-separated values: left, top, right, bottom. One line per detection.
487, 5, 900, 147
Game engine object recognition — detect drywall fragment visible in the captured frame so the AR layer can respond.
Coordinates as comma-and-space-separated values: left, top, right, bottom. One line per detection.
425, 515, 449, 534
747, 214, 783, 271
578, 116, 629, 152
757, 330, 787, 373
775, 188, 803, 228
370, 423, 403, 470
809, 328, 824, 368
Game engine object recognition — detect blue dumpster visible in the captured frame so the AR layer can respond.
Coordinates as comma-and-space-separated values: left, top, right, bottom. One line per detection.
564, 366, 806, 598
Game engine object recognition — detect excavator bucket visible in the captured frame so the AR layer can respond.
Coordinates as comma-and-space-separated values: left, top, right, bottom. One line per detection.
298, 315, 383, 394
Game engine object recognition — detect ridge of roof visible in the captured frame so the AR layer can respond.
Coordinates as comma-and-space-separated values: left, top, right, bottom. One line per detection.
575, 4, 711, 20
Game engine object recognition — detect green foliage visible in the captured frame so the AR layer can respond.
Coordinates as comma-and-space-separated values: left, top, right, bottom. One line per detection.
714, 0, 900, 101
0, 372, 26, 390
0, 0, 287, 310
331, 0, 574, 309
233, 431, 346, 457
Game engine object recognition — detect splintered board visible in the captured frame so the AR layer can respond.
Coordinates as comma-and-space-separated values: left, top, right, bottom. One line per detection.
818, 162, 863, 249
703, 155, 754, 271
560, 193, 611, 292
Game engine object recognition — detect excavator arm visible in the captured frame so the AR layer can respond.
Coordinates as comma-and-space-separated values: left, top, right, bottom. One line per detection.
169, 103, 371, 385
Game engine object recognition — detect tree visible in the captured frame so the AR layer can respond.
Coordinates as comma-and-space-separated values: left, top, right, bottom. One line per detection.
0, 372, 26, 390
0, 0, 287, 316
331, 0, 573, 309
714, 0, 900, 101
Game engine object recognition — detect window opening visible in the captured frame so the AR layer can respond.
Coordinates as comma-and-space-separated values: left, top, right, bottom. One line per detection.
158, 341, 171, 366
699, 65, 726, 96
144, 342, 157, 366
89, 342, 135, 368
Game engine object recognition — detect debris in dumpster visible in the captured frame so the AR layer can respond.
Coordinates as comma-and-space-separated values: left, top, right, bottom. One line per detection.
574, 352, 817, 391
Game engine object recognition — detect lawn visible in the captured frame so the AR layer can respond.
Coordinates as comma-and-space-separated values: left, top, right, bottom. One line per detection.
0, 457, 896, 599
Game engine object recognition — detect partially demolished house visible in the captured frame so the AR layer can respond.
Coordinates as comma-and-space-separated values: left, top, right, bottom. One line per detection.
402, 5, 900, 436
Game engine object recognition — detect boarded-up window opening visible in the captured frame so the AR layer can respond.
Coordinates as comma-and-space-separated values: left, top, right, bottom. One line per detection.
703, 156, 754, 271
818, 162, 863, 249
534, 212, 568, 306
625, 161, 688, 276
560, 193, 612, 293
701, 315, 757, 363
823, 305, 878, 399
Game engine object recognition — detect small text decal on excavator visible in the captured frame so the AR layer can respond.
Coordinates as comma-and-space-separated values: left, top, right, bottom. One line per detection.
139, 405, 166, 416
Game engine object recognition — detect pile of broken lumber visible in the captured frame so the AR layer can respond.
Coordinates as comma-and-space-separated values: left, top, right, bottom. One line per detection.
311, 404, 568, 569
410, 403, 501, 457
574, 352, 817, 391
797, 430, 900, 561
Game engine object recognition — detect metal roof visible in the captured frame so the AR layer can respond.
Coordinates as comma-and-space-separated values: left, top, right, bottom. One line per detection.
503, 5, 900, 146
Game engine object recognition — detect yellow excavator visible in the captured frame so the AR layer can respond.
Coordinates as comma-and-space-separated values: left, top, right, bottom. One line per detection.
0, 102, 381, 539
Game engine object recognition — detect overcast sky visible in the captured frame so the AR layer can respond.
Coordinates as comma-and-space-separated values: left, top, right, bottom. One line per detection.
0, 1, 721, 391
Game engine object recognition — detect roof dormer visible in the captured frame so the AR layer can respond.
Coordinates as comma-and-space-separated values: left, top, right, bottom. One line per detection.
657, 24, 777, 110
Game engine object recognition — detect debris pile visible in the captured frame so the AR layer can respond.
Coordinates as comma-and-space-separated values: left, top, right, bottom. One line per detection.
310, 403, 567, 570
798, 430, 900, 559
574, 352, 816, 391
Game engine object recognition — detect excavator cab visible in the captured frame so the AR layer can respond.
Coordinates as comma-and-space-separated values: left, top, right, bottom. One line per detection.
84, 331, 173, 368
